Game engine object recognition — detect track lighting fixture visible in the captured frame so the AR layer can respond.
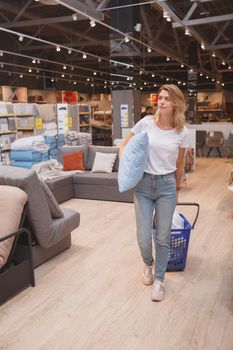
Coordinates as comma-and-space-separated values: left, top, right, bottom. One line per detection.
20, 74, 23, 78
18, 35, 24, 42
82, 53, 87, 59
93, 72, 97, 75
74, 81, 77, 85
32, 59, 36, 63
72, 13, 78, 21
228, 65, 232, 69
185, 27, 191, 36
63, 65, 66, 69
201, 42, 205, 50
181, 64, 184, 68
90, 19, 96, 28
0, 51, 3, 56
147, 47, 152, 53
124, 35, 129, 43
28, 69, 32, 72
166, 56, 170, 61
212, 52, 216, 57
68, 49, 72, 54
222, 60, 226, 65
56, 46, 61, 52
166, 16, 171, 22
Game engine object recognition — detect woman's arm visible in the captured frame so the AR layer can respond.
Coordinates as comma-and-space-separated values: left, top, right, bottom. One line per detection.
175, 147, 186, 190
119, 131, 135, 156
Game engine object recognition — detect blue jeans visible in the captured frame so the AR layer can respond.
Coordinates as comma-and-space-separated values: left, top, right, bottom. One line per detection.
134, 172, 177, 281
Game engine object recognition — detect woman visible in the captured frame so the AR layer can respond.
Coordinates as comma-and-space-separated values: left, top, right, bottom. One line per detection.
119, 84, 190, 302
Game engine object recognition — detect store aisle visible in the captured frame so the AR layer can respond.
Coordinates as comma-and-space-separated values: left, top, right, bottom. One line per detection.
0, 158, 233, 350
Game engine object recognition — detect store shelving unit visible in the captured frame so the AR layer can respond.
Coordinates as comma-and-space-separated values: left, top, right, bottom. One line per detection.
77, 104, 92, 133
0, 114, 17, 151
15, 114, 35, 134
91, 107, 112, 145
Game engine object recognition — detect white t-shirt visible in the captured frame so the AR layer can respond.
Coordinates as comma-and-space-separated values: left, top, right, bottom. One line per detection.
131, 116, 190, 175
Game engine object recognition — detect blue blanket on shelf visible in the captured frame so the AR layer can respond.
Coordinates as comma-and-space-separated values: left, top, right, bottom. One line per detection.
10, 150, 44, 161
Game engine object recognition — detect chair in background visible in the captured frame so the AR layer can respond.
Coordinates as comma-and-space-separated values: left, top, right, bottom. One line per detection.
196, 130, 207, 157
205, 131, 224, 157
225, 131, 233, 158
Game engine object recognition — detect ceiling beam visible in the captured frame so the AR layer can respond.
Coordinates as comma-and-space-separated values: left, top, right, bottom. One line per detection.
0, 15, 87, 28
210, 21, 230, 46
183, 2, 198, 21
54, 0, 104, 21
173, 13, 233, 28
212, 43, 233, 50
13, 0, 33, 23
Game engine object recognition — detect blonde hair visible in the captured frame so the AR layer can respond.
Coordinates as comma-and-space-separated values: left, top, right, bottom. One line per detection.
155, 84, 187, 133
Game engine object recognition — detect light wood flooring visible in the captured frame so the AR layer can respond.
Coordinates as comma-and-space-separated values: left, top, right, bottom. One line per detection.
0, 158, 233, 350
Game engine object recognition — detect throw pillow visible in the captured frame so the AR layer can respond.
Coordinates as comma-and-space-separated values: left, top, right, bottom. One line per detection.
118, 132, 149, 192
91, 152, 117, 173
63, 151, 85, 171
40, 180, 64, 218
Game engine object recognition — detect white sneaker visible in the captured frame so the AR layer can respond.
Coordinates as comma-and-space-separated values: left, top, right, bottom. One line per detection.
151, 279, 165, 301
142, 264, 154, 285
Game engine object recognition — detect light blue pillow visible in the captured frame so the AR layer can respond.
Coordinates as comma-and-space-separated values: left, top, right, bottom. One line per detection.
118, 133, 149, 192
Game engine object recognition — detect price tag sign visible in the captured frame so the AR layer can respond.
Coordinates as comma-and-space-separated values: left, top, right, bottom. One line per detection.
68, 116, 73, 127
35, 117, 43, 130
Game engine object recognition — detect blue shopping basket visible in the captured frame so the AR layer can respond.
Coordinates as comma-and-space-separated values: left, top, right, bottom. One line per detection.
153, 202, 200, 271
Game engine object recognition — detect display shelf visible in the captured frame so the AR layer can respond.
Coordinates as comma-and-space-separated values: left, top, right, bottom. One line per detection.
77, 104, 91, 133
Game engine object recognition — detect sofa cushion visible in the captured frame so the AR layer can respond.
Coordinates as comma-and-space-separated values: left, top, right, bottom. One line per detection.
73, 171, 118, 186
40, 180, 64, 218
63, 151, 85, 171
59, 145, 89, 169
86, 146, 119, 171
45, 175, 73, 191
91, 152, 117, 173
0, 166, 53, 248
0, 185, 28, 268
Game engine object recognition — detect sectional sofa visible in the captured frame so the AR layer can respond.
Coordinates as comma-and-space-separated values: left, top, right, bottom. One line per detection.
45, 145, 134, 204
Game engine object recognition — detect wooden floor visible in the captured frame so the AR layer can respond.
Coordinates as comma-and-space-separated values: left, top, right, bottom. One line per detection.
1, 158, 233, 350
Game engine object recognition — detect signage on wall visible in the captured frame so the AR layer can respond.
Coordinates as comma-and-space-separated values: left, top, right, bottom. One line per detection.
150, 93, 158, 104
57, 103, 69, 135
120, 104, 129, 127
57, 90, 78, 103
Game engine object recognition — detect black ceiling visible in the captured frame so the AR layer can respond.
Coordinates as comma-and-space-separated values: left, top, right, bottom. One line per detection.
0, 0, 233, 94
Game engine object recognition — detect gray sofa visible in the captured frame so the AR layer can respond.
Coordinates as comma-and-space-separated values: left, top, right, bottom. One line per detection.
0, 166, 80, 268
46, 145, 134, 204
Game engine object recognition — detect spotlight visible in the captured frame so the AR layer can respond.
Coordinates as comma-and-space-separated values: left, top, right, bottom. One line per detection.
152, 74, 155, 78
28, 69, 32, 72
134, 23, 141, 32
61, 74, 65, 78
185, 27, 191, 36
201, 42, 205, 50
18, 35, 24, 42
68, 49, 72, 54
222, 60, 226, 65
166, 78, 170, 81
71, 66, 74, 71
20, 74, 23, 78
74, 81, 77, 85
87, 78, 90, 81
37, 59, 40, 64
124, 35, 130, 43
72, 13, 78, 21
181, 64, 184, 68
0, 51, 3, 56
163, 10, 169, 18
90, 19, 96, 28
51, 78, 54, 82
98, 58, 101, 62
56, 46, 61, 52
93, 72, 97, 75
166, 16, 171, 22
222, 83, 224, 86
32, 59, 36, 64
83, 53, 87, 59
166, 56, 170, 61
147, 47, 152, 53
63, 65, 67, 70
154, 84, 157, 87
91, 84, 94, 87
212, 52, 216, 57
228, 65, 232, 69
